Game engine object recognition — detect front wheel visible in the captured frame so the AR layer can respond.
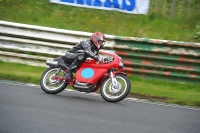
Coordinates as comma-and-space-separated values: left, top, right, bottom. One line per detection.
40, 67, 68, 94
100, 74, 131, 103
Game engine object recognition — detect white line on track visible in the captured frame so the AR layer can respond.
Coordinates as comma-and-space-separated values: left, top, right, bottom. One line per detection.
0, 80, 199, 111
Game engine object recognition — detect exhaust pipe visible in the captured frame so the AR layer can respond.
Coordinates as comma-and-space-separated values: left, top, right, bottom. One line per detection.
46, 60, 68, 68
46, 60, 58, 67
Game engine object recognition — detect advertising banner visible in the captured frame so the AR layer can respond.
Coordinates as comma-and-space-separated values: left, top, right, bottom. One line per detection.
50, 0, 150, 14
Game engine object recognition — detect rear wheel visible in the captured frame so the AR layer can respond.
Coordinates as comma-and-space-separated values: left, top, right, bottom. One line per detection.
40, 67, 68, 94
100, 74, 131, 103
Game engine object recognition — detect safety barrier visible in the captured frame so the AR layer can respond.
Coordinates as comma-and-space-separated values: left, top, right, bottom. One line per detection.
0, 21, 200, 83
114, 36, 200, 82
0, 21, 115, 66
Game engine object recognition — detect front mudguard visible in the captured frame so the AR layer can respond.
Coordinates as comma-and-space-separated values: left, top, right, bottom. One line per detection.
113, 71, 127, 76
101, 72, 127, 84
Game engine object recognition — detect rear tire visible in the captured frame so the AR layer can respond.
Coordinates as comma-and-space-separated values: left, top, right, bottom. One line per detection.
40, 67, 68, 94
100, 74, 131, 103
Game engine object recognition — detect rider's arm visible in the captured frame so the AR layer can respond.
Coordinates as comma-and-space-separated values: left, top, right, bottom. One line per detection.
82, 41, 99, 61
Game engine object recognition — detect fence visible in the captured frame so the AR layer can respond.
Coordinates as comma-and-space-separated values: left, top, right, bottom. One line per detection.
0, 21, 200, 83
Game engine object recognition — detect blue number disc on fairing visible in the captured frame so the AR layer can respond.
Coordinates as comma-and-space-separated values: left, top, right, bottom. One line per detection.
81, 68, 94, 78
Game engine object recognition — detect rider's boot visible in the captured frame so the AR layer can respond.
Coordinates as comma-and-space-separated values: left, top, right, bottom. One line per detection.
58, 59, 68, 68
64, 59, 78, 80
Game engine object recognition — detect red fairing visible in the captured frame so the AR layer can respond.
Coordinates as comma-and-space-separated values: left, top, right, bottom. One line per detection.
76, 67, 107, 84
75, 51, 122, 83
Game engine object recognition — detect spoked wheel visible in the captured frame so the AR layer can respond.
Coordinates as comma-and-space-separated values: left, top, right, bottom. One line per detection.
40, 67, 68, 94
100, 74, 131, 103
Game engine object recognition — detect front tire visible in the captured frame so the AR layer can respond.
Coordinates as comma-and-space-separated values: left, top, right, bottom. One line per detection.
100, 74, 131, 103
40, 67, 68, 94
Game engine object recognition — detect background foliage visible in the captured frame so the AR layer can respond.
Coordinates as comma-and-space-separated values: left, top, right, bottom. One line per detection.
0, 0, 200, 42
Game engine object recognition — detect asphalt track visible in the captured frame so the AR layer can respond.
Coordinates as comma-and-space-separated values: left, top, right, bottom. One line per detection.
0, 81, 200, 133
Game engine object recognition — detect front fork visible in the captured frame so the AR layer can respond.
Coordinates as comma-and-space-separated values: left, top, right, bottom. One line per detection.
110, 69, 118, 88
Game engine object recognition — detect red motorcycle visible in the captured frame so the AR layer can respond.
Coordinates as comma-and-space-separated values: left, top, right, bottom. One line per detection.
40, 50, 131, 103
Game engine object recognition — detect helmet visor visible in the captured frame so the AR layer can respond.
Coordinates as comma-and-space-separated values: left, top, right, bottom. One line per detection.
98, 40, 105, 47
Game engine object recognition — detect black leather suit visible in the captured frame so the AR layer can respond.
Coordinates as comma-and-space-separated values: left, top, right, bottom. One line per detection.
62, 39, 99, 72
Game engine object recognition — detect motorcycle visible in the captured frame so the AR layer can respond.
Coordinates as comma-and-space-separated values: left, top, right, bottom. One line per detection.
40, 50, 131, 103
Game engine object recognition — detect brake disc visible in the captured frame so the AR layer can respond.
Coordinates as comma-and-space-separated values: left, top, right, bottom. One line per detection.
108, 83, 122, 94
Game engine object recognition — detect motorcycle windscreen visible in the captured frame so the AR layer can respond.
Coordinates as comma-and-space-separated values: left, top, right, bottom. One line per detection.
76, 67, 107, 84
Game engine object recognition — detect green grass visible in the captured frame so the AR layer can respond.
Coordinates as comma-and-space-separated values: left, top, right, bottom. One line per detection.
0, 0, 200, 42
128, 76, 200, 106
0, 60, 200, 107
0, 60, 46, 84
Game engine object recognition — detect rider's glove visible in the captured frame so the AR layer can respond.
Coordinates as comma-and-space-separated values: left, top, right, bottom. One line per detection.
94, 55, 100, 61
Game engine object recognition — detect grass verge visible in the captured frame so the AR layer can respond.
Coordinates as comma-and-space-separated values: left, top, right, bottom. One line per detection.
0, 60, 200, 107
0, 0, 200, 42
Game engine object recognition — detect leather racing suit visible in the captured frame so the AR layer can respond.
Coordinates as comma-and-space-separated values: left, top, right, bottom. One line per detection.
61, 39, 99, 80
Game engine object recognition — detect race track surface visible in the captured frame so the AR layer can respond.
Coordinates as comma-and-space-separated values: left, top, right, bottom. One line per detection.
0, 81, 199, 133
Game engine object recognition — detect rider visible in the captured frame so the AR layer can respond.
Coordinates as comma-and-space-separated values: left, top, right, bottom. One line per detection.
60, 32, 109, 80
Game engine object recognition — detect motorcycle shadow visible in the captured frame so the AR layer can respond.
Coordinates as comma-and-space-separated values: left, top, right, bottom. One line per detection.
42, 92, 126, 106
